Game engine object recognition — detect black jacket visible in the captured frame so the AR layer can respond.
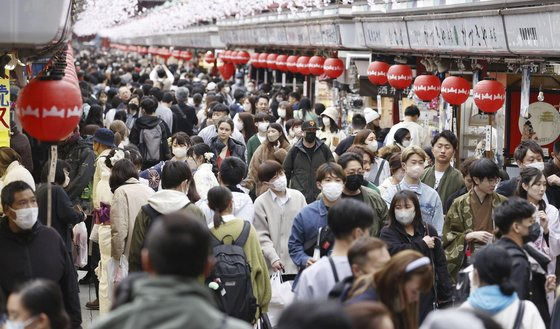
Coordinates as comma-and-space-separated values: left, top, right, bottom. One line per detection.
170, 102, 198, 136
10, 128, 33, 173
58, 136, 95, 204
495, 237, 530, 299
444, 186, 467, 214
0, 219, 81, 328
36, 184, 84, 253
334, 135, 356, 156
209, 136, 246, 164
380, 222, 453, 320
495, 177, 519, 197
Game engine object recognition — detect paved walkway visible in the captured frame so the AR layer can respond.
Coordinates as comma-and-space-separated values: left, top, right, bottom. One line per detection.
78, 270, 100, 329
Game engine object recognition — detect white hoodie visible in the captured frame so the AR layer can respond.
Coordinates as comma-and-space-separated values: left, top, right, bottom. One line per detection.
148, 189, 190, 214
197, 191, 254, 227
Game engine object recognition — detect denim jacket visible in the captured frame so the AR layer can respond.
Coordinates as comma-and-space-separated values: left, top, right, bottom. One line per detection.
288, 199, 329, 268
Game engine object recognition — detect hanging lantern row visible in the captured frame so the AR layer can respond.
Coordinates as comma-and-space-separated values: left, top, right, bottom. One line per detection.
249, 52, 344, 79
108, 43, 193, 61
16, 44, 83, 142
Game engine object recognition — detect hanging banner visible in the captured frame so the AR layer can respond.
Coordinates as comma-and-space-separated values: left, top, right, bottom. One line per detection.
520, 66, 530, 119
0, 73, 10, 147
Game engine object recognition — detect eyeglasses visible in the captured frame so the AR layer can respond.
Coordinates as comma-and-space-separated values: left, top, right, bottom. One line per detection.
486, 178, 501, 185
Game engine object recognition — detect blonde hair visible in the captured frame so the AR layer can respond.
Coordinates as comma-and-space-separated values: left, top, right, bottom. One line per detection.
0, 147, 22, 176
400, 145, 427, 163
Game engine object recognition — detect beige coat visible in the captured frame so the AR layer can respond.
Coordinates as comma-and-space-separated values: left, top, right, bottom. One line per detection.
253, 188, 307, 274
110, 178, 155, 260
246, 139, 290, 196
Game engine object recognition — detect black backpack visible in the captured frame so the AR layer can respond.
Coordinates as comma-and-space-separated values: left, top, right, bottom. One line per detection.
208, 221, 257, 323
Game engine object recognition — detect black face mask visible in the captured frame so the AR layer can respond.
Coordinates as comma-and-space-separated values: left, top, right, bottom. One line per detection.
304, 132, 316, 143
345, 174, 363, 191
522, 222, 541, 244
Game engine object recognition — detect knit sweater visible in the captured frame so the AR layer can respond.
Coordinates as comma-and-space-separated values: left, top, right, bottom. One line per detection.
210, 216, 271, 317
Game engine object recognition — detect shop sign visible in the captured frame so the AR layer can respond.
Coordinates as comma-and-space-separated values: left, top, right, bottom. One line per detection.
285, 25, 310, 46
0, 75, 9, 147
257, 28, 269, 45
308, 24, 323, 46
321, 23, 341, 47
518, 102, 560, 146
362, 20, 409, 50
505, 11, 560, 54
407, 15, 508, 53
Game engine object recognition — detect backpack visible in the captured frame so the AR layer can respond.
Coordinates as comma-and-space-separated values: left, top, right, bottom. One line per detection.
138, 120, 164, 163
453, 265, 472, 306
208, 221, 257, 323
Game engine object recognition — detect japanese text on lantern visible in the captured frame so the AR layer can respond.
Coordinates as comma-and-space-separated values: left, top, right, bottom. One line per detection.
0, 77, 10, 147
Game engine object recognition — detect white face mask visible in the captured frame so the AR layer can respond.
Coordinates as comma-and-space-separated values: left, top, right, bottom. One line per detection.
278, 108, 286, 118
293, 127, 302, 135
322, 181, 343, 201
234, 115, 244, 131
10, 207, 38, 230
172, 146, 187, 159
267, 131, 280, 143
526, 161, 545, 171
322, 117, 331, 127
402, 140, 411, 148
270, 174, 287, 192
258, 122, 269, 133
243, 103, 252, 112
407, 165, 424, 180
63, 174, 70, 188
5, 316, 36, 329
395, 209, 415, 225
366, 141, 378, 153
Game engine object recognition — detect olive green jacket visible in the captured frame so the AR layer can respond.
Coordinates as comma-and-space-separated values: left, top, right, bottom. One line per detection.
442, 190, 507, 281
422, 165, 465, 213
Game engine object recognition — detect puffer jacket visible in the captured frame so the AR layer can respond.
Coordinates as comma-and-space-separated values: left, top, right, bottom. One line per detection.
210, 136, 246, 164
282, 138, 334, 204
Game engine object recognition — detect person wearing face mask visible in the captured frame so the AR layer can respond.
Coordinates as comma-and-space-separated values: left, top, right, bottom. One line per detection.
246, 123, 291, 196
253, 161, 307, 276
494, 198, 542, 304
289, 163, 345, 285
460, 245, 546, 329
496, 140, 545, 197
0, 147, 36, 214
285, 119, 304, 146
382, 146, 444, 235
337, 153, 388, 237
6, 279, 71, 329
124, 96, 140, 131
380, 191, 453, 321
378, 153, 404, 196
246, 113, 271, 166
283, 121, 335, 204
295, 198, 374, 301
393, 128, 412, 151
128, 161, 204, 272
317, 107, 346, 154
217, 81, 233, 106
443, 158, 508, 282
276, 101, 293, 133
36, 160, 85, 256
0, 181, 82, 328
352, 129, 390, 186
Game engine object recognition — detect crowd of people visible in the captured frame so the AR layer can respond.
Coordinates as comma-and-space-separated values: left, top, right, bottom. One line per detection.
2, 46, 560, 329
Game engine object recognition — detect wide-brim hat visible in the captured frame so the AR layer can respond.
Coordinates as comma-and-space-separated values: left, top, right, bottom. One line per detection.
92, 128, 115, 148
321, 107, 339, 122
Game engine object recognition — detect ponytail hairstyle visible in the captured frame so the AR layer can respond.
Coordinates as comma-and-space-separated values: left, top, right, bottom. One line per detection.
473, 245, 515, 296
207, 186, 233, 229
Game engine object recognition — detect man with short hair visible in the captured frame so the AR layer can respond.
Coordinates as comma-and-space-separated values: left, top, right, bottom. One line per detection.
334, 113, 367, 156
294, 198, 374, 300
421, 130, 465, 211
128, 161, 204, 272
170, 87, 197, 136
129, 96, 171, 169
443, 158, 507, 281
497, 140, 544, 197
197, 104, 246, 146
0, 181, 82, 328
283, 120, 334, 204
229, 89, 246, 117
444, 157, 477, 213
382, 146, 444, 235
384, 105, 430, 147
149, 87, 174, 131
288, 92, 301, 111
256, 95, 270, 114
91, 213, 251, 329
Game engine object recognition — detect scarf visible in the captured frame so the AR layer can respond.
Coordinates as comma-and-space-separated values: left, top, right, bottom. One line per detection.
468, 285, 517, 315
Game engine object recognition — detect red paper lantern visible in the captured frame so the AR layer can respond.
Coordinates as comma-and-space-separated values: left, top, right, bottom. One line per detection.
441, 76, 470, 105
148, 46, 157, 55
16, 79, 83, 142
157, 47, 171, 59
218, 63, 236, 80
258, 53, 269, 69
367, 61, 390, 85
267, 54, 278, 70
286, 55, 299, 73
473, 80, 505, 113
230, 51, 240, 64
180, 50, 192, 61
251, 53, 260, 68
308, 56, 325, 76
237, 51, 250, 65
413, 75, 441, 101
275, 55, 288, 72
296, 56, 310, 75
204, 51, 215, 64
387, 64, 413, 89
171, 50, 181, 59
323, 57, 344, 79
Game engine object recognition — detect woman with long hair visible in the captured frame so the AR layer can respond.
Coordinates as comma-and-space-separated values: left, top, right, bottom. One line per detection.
246, 123, 291, 196
393, 128, 412, 150
187, 143, 219, 200
378, 153, 404, 196
317, 107, 346, 153
243, 95, 258, 114
6, 279, 70, 329
210, 117, 246, 169
461, 245, 545, 329
207, 186, 271, 323
379, 190, 453, 322
277, 101, 293, 132
293, 97, 318, 124
233, 112, 258, 143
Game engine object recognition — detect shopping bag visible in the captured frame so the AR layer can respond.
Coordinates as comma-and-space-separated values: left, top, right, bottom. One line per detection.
270, 272, 294, 306
72, 222, 88, 268
106, 255, 129, 294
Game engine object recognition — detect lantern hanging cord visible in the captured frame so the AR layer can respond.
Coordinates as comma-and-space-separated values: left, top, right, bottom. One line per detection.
38, 50, 68, 81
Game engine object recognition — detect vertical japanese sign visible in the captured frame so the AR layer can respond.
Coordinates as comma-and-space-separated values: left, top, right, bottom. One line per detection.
0, 71, 10, 147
